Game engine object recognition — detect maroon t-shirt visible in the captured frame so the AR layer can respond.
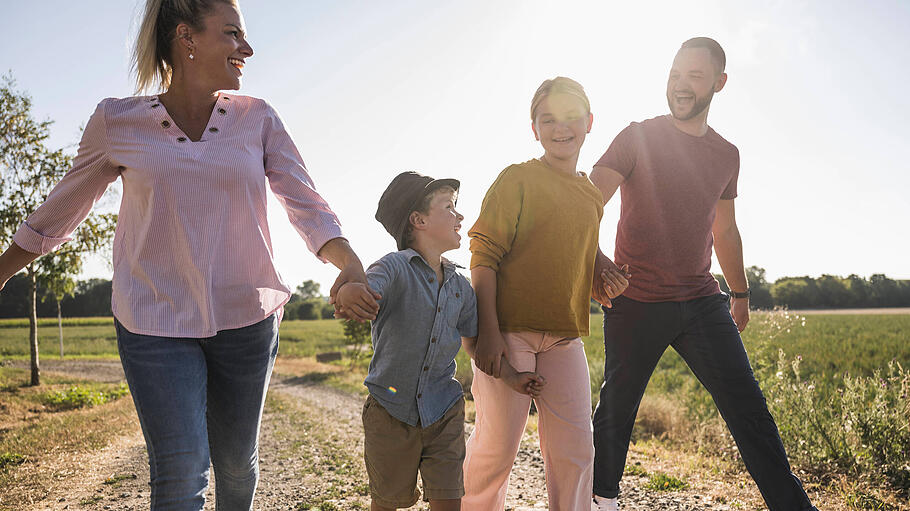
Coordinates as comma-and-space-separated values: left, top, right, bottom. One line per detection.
596, 115, 739, 302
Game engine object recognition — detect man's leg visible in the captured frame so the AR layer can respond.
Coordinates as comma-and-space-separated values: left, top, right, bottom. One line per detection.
673, 294, 816, 511
592, 298, 678, 499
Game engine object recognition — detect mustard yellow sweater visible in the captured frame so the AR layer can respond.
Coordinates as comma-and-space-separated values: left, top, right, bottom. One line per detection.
469, 159, 604, 337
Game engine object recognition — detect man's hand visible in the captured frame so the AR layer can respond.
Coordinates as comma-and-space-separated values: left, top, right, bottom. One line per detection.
474, 325, 507, 378
730, 296, 750, 332
334, 282, 381, 322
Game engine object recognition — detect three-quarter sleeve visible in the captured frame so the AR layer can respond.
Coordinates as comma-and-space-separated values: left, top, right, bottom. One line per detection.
467, 167, 522, 271
13, 101, 121, 255
261, 103, 344, 261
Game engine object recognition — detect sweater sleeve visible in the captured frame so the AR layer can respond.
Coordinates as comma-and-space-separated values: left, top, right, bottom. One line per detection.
467, 167, 522, 272
261, 101, 344, 262
13, 100, 121, 255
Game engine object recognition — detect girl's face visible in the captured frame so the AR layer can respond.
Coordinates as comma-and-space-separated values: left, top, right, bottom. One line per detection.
531, 93, 592, 162
180, 2, 254, 91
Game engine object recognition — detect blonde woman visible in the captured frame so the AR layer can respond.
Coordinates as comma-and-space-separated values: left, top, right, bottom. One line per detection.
0, 0, 377, 508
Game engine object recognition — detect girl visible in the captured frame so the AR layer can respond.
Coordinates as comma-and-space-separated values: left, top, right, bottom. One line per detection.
464, 77, 629, 510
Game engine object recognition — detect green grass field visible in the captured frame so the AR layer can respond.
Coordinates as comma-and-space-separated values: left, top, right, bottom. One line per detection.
2, 311, 907, 399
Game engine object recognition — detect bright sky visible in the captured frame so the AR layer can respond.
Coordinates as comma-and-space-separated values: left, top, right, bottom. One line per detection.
3, 0, 909, 294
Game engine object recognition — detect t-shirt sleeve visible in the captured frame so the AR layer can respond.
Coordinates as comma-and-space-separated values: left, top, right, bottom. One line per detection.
594, 124, 638, 179
457, 280, 478, 338
720, 147, 740, 200
468, 168, 522, 271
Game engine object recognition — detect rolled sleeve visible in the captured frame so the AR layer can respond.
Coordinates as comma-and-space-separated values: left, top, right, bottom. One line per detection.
467, 167, 522, 271
262, 101, 344, 262
13, 100, 120, 256
366, 256, 399, 307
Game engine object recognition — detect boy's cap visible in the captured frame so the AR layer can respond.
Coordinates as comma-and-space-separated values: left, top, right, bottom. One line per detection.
376, 171, 460, 250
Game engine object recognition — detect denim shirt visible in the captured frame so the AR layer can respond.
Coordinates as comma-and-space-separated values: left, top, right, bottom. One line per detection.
364, 249, 478, 427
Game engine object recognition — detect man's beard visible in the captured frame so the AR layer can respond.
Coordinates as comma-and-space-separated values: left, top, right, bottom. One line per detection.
667, 89, 714, 121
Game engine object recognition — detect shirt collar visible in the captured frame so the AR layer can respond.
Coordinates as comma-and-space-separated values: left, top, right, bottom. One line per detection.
401, 248, 464, 275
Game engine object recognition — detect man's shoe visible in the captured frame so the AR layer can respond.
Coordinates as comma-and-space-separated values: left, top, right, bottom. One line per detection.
592, 495, 618, 511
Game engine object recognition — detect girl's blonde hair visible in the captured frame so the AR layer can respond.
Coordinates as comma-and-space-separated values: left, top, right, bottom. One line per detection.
530, 76, 591, 120
132, 0, 237, 94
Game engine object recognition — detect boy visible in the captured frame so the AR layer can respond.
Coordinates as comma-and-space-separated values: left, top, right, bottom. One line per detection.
336, 171, 544, 510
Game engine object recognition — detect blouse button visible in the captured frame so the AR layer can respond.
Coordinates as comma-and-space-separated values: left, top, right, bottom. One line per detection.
208, 127, 219, 133
177, 137, 187, 143
151, 103, 160, 108
222, 96, 230, 101
161, 120, 170, 128
217, 108, 227, 115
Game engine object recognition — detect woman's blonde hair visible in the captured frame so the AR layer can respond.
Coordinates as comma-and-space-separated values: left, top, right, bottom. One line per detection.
132, 0, 237, 94
530, 76, 590, 121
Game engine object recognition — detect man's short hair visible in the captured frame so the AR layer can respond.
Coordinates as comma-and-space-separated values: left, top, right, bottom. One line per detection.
680, 37, 726, 74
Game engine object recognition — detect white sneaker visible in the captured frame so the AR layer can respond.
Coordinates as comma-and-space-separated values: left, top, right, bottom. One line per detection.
592, 495, 618, 511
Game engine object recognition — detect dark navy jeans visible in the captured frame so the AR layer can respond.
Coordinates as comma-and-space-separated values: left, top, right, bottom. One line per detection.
115, 314, 279, 511
592, 294, 817, 511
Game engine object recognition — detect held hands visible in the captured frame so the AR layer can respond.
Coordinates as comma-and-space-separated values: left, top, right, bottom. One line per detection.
592, 256, 631, 309
502, 368, 546, 398
329, 262, 380, 322
730, 296, 750, 332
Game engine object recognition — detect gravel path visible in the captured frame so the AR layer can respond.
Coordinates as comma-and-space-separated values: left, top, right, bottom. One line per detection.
17, 360, 750, 510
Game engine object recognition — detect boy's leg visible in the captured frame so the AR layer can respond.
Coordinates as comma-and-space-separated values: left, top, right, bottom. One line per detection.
672, 294, 816, 511
362, 395, 422, 509
203, 314, 279, 511
463, 332, 537, 510
534, 335, 594, 510
592, 298, 678, 499
421, 399, 466, 509
115, 320, 210, 510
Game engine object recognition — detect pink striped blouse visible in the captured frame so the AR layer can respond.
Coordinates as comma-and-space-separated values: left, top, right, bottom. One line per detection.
13, 94, 343, 337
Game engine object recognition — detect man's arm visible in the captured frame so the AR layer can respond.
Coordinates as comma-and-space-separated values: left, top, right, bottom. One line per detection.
590, 166, 630, 307
712, 199, 749, 332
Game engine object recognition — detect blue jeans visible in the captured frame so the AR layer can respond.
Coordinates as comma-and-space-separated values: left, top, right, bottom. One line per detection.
592, 294, 817, 511
115, 315, 279, 511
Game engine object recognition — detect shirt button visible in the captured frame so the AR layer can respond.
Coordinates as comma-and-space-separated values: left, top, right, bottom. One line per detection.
177, 136, 187, 143
456, 292, 460, 298
151, 103, 160, 108
217, 108, 227, 115
428, 277, 434, 283
417, 393, 422, 398
161, 120, 170, 128
423, 366, 428, 371
208, 127, 219, 133
431, 337, 436, 343
437, 307, 442, 312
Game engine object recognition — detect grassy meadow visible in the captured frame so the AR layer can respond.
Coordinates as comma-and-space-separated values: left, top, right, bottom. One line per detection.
1, 311, 908, 505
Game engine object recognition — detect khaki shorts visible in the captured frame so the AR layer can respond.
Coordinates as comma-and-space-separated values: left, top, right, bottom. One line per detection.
362, 394, 466, 508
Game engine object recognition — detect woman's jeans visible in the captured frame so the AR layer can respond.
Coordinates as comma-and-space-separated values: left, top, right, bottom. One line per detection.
115, 315, 279, 511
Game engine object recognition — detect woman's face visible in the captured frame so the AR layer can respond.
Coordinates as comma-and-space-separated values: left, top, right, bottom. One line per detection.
532, 93, 592, 162
180, 2, 253, 92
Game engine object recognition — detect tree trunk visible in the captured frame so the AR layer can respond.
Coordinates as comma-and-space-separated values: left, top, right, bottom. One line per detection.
58, 299, 64, 358
28, 268, 40, 386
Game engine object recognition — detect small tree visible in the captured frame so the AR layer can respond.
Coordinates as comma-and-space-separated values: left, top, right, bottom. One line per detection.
342, 319, 372, 369
0, 75, 116, 385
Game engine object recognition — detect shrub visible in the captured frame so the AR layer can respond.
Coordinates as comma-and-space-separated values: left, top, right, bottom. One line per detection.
645, 472, 688, 491
42, 383, 129, 410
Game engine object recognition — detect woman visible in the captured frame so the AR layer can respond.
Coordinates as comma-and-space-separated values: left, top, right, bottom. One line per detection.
0, 0, 377, 508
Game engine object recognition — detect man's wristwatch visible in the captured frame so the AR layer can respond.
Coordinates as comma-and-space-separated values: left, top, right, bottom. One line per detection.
730, 289, 751, 299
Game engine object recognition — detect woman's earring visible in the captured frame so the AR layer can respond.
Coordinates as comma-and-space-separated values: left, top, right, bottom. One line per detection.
189, 53, 195, 60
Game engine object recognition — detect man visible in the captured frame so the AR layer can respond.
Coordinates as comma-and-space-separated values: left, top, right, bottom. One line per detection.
589, 38, 817, 511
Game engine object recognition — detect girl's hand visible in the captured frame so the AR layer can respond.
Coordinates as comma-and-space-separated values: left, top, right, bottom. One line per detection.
474, 326, 507, 377
503, 371, 546, 397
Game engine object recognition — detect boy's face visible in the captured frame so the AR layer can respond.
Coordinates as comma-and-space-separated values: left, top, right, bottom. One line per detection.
411, 189, 463, 252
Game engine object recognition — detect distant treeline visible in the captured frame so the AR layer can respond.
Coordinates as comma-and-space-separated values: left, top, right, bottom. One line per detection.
1, 268, 908, 319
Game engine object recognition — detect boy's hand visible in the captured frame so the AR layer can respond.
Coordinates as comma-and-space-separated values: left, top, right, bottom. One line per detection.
474, 326, 507, 377
334, 282, 380, 322
503, 371, 546, 397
